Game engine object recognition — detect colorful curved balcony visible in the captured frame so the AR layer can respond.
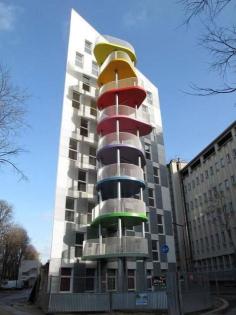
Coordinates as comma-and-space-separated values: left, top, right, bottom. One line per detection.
82, 236, 148, 260
97, 104, 153, 136
97, 163, 145, 200
94, 35, 136, 66
97, 132, 145, 167
97, 77, 146, 110
97, 51, 137, 86
91, 198, 147, 227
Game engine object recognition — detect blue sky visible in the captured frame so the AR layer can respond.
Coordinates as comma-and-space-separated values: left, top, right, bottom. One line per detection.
0, 0, 235, 262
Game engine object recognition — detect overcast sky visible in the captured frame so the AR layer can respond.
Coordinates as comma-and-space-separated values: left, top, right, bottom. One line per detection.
0, 0, 235, 262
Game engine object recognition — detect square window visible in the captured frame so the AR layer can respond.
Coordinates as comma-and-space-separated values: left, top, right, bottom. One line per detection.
78, 169, 87, 192
146, 91, 153, 104
80, 118, 89, 137
60, 277, 70, 291
85, 40, 92, 54
144, 143, 151, 160
92, 61, 98, 76
65, 210, 74, 222
75, 52, 83, 68
65, 197, 75, 210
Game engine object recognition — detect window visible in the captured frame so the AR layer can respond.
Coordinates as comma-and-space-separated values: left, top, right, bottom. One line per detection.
92, 61, 98, 76
65, 210, 74, 222
127, 270, 136, 291
90, 99, 97, 116
233, 148, 236, 159
148, 188, 155, 207
153, 166, 159, 184
231, 175, 236, 185
84, 40, 92, 54
152, 240, 159, 261
220, 158, 225, 168
210, 166, 214, 175
157, 214, 164, 234
82, 75, 90, 92
146, 91, 153, 104
200, 173, 204, 182
226, 153, 231, 163
107, 269, 117, 291
225, 179, 229, 190
75, 233, 84, 257
78, 169, 87, 192
205, 170, 209, 179
60, 268, 72, 291
144, 143, 151, 160
192, 180, 195, 189
146, 269, 152, 290
89, 146, 96, 166
72, 90, 81, 109
145, 212, 149, 232
204, 193, 208, 203
215, 162, 219, 172
188, 183, 191, 191
85, 269, 95, 291
80, 118, 89, 137
196, 176, 199, 185
87, 202, 94, 224
69, 138, 78, 160
65, 196, 75, 210
75, 52, 83, 68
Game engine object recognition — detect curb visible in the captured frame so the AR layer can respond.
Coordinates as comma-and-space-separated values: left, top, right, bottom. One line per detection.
200, 297, 229, 315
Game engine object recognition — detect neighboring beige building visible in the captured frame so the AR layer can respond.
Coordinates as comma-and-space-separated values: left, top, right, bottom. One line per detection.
168, 121, 236, 279
18, 260, 40, 287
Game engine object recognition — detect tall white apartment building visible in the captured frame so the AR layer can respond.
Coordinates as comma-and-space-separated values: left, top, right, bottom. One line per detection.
49, 9, 176, 299
168, 121, 236, 279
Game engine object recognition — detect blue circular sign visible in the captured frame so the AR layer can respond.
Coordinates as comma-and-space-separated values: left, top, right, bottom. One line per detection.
160, 244, 169, 254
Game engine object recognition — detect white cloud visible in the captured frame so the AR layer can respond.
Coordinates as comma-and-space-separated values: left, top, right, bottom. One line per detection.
0, 2, 18, 31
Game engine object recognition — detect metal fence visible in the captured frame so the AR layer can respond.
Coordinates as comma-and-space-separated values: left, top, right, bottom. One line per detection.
38, 272, 213, 314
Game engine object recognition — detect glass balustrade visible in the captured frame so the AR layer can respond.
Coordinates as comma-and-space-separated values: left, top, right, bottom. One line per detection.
83, 236, 148, 259
97, 163, 144, 182
99, 77, 143, 96
98, 104, 151, 125
92, 198, 146, 222
99, 51, 134, 75
97, 132, 144, 153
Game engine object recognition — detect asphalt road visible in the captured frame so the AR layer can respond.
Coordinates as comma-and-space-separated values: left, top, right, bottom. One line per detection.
0, 289, 43, 315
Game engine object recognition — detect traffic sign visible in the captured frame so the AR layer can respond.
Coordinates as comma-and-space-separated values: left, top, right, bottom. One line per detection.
160, 244, 169, 254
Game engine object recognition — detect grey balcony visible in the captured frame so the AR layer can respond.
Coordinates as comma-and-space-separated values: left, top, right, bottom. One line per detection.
98, 104, 151, 125
82, 236, 148, 260
97, 132, 145, 166
97, 163, 145, 199
91, 198, 147, 226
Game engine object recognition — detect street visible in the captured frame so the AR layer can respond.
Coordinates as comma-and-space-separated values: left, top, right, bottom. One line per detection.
0, 289, 43, 315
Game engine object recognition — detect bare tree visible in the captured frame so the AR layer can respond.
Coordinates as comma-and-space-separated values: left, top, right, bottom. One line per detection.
24, 244, 39, 261
0, 64, 28, 179
0, 200, 13, 236
1, 225, 30, 280
180, 0, 236, 95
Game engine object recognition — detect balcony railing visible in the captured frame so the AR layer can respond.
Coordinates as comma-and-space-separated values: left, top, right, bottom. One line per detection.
97, 163, 144, 183
99, 77, 144, 97
97, 35, 135, 53
92, 198, 146, 222
98, 104, 151, 125
99, 51, 134, 76
98, 132, 144, 153
83, 236, 148, 259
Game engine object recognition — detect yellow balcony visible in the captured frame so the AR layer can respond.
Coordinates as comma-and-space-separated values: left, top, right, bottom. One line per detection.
97, 51, 137, 86
94, 35, 136, 66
